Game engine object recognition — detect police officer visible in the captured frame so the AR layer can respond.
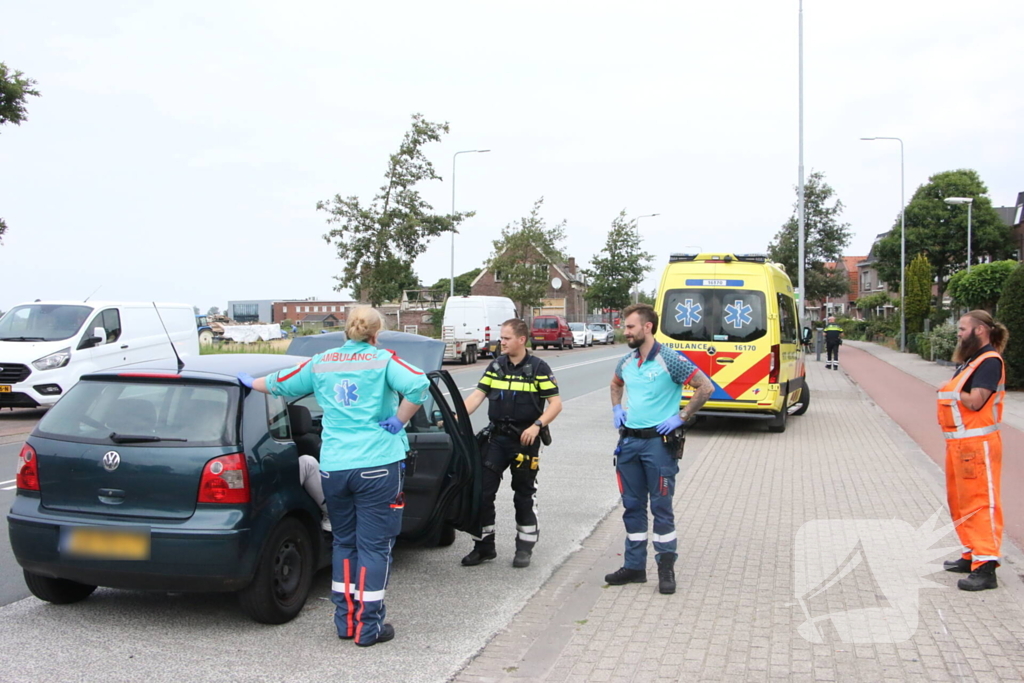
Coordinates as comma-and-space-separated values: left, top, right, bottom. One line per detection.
824, 316, 843, 370
606, 303, 713, 594
939, 310, 1009, 591
238, 307, 430, 646
460, 318, 563, 569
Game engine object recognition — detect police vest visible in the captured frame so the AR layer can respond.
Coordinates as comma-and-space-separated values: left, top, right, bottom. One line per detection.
485, 354, 546, 425
824, 324, 843, 344
937, 350, 1005, 441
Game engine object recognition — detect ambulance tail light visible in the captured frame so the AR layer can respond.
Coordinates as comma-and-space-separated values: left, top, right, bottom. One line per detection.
198, 453, 250, 504
769, 344, 780, 384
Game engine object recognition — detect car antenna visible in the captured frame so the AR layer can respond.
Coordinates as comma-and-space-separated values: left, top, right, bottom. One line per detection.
83, 285, 102, 303
152, 302, 185, 373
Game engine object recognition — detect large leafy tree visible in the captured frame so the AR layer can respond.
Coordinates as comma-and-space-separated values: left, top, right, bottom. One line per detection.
1, 62, 41, 243
487, 198, 566, 316
904, 253, 932, 334
946, 260, 1017, 313
317, 114, 469, 305
767, 170, 852, 305
583, 210, 654, 321
873, 169, 1014, 306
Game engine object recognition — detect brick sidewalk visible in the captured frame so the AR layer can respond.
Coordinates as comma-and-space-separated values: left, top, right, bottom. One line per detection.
455, 360, 1024, 682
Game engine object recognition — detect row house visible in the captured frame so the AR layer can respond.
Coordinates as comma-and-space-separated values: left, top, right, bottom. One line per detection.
470, 251, 587, 322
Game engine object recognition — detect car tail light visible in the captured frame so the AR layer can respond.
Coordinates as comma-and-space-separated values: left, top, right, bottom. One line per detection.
198, 453, 250, 504
16, 443, 40, 491
769, 344, 780, 384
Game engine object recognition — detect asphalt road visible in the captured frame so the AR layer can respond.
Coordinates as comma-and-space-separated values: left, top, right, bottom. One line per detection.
0, 342, 715, 683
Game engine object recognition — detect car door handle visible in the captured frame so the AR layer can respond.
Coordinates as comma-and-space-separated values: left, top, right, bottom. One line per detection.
121, 344, 129, 349
98, 488, 126, 504
716, 358, 734, 364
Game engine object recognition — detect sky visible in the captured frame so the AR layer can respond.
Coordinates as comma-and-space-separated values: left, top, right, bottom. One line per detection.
1, 1, 1021, 314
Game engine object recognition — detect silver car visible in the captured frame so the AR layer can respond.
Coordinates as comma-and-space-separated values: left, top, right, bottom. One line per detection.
587, 323, 616, 344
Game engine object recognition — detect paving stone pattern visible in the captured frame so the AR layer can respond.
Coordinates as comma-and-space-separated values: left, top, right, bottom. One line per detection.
455, 361, 1024, 682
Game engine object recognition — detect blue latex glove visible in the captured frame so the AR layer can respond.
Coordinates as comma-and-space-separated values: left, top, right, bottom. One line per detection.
379, 416, 404, 434
612, 405, 628, 429
656, 414, 685, 435
237, 372, 255, 388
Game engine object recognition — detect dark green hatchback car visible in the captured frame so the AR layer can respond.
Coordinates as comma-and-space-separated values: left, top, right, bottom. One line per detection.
8, 332, 480, 623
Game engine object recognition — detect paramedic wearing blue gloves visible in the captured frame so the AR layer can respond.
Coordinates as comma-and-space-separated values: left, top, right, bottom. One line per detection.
606, 303, 713, 595
238, 307, 429, 647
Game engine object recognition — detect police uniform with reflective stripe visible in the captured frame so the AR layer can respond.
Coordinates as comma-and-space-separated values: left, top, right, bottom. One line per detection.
824, 323, 842, 369
473, 353, 559, 553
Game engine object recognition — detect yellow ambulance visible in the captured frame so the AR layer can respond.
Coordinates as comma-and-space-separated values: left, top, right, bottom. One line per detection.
654, 252, 810, 432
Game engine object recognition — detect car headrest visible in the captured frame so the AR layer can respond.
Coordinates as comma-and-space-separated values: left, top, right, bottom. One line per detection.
287, 404, 313, 437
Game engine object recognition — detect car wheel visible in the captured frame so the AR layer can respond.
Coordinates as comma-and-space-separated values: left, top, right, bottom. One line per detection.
791, 382, 810, 416
437, 523, 457, 547
558, 339, 565, 350
768, 395, 789, 433
23, 570, 96, 604
238, 517, 314, 625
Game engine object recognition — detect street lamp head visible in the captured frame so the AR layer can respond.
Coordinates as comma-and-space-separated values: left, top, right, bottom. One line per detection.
859, 137, 877, 141
945, 197, 973, 205
477, 149, 491, 153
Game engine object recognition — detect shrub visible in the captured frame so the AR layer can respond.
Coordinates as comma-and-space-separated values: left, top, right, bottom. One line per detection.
927, 322, 958, 362
904, 254, 932, 334
948, 260, 1018, 312
996, 262, 1024, 387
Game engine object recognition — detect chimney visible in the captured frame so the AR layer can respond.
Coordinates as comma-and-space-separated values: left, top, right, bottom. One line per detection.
568, 257, 576, 274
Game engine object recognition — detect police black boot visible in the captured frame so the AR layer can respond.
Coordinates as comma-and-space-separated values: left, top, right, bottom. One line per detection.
461, 547, 497, 566
604, 567, 647, 585
656, 554, 677, 595
958, 561, 998, 591
513, 550, 532, 568
943, 557, 972, 574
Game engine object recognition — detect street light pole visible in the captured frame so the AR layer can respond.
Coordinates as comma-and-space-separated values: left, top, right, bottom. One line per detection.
633, 213, 660, 303
450, 149, 491, 299
798, 0, 806, 318
945, 197, 975, 272
860, 136, 905, 353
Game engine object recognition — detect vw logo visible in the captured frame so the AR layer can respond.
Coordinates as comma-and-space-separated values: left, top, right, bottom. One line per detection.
706, 346, 717, 356
102, 451, 121, 472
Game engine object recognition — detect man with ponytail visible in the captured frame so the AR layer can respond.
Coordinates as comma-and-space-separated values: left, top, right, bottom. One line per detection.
938, 310, 1009, 591
237, 306, 430, 645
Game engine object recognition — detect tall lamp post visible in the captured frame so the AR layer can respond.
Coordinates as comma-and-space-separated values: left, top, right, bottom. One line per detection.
860, 136, 906, 353
633, 213, 660, 303
450, 149, 491, 299
945, 197, 974, 272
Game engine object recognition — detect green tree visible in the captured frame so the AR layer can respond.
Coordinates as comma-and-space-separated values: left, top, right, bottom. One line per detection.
856, 291, 896, 320
366, 257, 421, 303
1, 62, 41, 243
582, 210, 654, 321
946, 260, 1017, 313
430, 268, 482, 298
767, 170, 852, 305
904, 253, 932, 334
317, 114, 469, 305
996, 263, 1024, 388
207, 306, 220, 316
487, 198, 566, 316
873, 169, 1014, 307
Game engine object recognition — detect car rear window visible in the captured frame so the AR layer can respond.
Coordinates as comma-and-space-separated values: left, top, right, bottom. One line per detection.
569, 323, 585, 331
533, 318, 558, 329
660, 288, 768, 343
35, 380, 237, 446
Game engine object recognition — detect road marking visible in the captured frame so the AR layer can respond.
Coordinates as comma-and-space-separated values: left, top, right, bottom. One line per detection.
0, 479, 15, 486
1, 485, 15, 491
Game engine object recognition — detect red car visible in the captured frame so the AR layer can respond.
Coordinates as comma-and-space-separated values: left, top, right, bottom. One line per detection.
530, 315, 574, 350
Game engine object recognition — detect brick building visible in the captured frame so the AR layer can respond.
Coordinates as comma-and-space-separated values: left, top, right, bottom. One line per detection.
273, 300, 355, 325
470, 254, 587, 322
808, 255, 865, 320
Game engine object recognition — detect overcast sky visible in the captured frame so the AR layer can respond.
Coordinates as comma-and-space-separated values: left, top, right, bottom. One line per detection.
1, 1, 1021, 313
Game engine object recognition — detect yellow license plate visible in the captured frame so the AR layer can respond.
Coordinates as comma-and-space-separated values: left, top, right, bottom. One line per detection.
61, 527, 151, 560
0, 386, 11, 393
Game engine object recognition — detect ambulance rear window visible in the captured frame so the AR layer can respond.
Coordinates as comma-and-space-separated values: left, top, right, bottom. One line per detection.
660, 289, 767, 343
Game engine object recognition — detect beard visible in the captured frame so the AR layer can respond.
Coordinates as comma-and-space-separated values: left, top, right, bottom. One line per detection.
953, 329, 983, 364
626, 332, 645, 349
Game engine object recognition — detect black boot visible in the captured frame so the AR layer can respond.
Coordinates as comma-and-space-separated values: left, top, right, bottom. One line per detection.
461, 547, 497, 566
657, 554, 677, 594
513, 550, 532, 568
958, 561, 998, 591
604, 567, 647, 585
943, 557, 972, 574
355, 623, 395, 647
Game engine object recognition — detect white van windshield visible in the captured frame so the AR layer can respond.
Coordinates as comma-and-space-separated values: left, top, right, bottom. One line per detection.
661, 289, 768, 343
0, 304, 92, 342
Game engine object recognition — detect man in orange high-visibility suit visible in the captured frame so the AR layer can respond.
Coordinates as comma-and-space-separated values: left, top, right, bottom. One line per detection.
938, 310, 1009, 591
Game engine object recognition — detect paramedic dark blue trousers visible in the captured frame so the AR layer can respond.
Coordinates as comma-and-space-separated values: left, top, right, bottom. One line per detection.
616, 436, 678, 569
322, 461, 404, 644
474, 434, 540, 553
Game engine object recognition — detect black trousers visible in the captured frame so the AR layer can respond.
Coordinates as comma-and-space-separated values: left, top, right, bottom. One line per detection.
476, 434, 540, 552
826, 342, 840, 364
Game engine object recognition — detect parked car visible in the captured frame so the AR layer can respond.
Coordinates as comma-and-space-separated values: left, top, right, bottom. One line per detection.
568, 322, 594, 348
0, 301, 199, 409
530, 315, 574, 350
8, 332, 480, 624
587, 323, 616, 345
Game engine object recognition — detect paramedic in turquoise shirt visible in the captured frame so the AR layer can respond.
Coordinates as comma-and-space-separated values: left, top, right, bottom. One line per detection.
238, 307, 430, 647
606, 303, 713, 596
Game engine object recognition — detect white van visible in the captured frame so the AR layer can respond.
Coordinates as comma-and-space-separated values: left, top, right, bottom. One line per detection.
441, 295, 518, 363
0, 301, 199, 408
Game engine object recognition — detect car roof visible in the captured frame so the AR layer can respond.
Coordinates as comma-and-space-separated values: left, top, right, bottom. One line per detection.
85, 354, 306, 382
287, 330, 445, 373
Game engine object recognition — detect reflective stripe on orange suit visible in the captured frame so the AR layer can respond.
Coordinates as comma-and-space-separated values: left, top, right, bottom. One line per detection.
937, 350, 1005, 570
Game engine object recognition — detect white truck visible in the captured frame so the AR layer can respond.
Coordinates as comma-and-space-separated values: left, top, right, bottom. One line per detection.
441, 296, 518, 364
0, 301, 199, 408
